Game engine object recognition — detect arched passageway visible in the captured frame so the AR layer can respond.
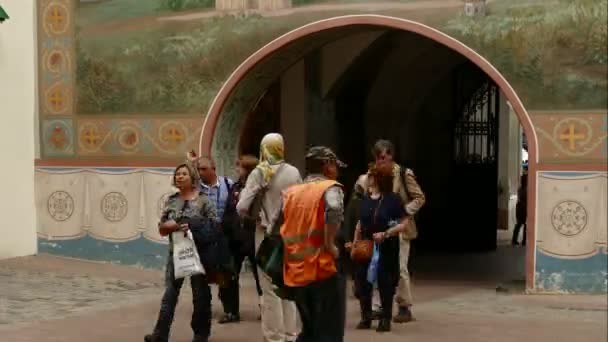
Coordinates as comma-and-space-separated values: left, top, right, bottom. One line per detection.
199, 15, 538, 289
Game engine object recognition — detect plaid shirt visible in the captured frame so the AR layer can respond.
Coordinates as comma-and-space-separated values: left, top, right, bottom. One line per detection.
199, 176, 233, 223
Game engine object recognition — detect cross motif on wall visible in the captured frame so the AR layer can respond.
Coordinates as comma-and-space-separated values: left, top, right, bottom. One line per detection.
559, 124, 585, 151
163, 127, 184, 145
49, 88, 64, 111
82, 129, 101, 147
48, 7, 64, 29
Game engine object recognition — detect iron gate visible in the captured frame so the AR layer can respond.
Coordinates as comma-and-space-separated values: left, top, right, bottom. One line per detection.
451, 65, 500, 251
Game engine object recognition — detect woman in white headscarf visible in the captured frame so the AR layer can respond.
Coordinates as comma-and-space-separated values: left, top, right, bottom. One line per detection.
237, 132, 303, 342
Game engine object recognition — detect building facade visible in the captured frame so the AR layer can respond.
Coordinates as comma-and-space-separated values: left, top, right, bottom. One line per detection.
1, 0, 606, 294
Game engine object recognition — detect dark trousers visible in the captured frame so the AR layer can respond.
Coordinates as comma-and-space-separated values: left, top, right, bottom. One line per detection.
292, 274, 346, 342
152, 269, 211, 341
219, 248, 262, 315
512, 222, 527, 245
354, 262, 396, 320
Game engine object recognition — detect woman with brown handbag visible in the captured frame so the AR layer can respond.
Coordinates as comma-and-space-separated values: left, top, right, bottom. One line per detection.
351, 164, 408, 333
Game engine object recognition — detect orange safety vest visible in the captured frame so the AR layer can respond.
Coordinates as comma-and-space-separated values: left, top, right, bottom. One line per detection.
280, 180, 340, 287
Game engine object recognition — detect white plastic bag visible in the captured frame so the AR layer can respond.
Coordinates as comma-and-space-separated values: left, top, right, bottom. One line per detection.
172, 230, 205, 279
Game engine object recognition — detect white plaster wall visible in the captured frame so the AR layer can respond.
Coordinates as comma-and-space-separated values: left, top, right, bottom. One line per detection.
280, 60, 307, 173
0, 0, 38, 259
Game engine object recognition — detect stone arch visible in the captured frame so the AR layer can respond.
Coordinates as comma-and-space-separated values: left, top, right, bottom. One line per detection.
199, 14, 539, 289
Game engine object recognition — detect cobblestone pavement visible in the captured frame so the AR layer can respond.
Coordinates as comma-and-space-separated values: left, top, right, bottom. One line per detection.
0, 255, 606, 342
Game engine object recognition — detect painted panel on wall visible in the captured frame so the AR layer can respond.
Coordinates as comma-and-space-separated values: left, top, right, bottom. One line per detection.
36, 167, 174, 268
535, 171, 607, 293
531, 111, 607, 164
38, 0, 75, 117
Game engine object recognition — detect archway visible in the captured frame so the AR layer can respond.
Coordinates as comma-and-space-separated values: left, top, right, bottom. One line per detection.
199, 15, 539, 290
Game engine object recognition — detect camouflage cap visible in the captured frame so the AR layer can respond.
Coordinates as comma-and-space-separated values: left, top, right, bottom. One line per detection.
305, 146, 347, 168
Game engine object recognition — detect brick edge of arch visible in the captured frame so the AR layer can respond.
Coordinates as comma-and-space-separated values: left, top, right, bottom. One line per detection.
199, 14, 539, 290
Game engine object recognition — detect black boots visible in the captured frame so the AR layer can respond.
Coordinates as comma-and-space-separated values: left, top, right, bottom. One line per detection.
376, 319, 391, 332
357, 299, 373, 329
145, 333, 207, 342
356, 315, 391, 332
144, 335, 166, 342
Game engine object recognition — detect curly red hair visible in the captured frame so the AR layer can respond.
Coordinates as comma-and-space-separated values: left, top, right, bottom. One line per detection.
368, 163, 394, 194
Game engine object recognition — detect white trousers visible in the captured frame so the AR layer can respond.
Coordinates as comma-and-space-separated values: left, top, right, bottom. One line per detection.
259, 269, 301, 342
255, 230, 301, 342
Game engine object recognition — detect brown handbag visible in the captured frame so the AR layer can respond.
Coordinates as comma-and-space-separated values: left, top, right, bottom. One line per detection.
351, 239, 373, 263
351, 195, 382, 263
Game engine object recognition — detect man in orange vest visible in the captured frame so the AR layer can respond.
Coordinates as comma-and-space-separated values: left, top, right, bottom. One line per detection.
273, 146, 346, 342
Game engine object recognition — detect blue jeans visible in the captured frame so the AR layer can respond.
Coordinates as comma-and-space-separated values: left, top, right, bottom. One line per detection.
152, 258, 211, 341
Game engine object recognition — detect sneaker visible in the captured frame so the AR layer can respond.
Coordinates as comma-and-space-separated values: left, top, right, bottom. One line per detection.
218, 313, 240, 324
393, 306, 414, 323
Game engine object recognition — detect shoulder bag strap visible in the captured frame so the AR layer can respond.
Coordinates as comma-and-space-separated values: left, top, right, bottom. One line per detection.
258, 163, 287, 228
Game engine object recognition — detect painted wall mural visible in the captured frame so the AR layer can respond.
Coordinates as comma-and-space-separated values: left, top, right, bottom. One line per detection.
70, 0, 605, 118
35, 0, 607, 291
535, 171, 607, 293
37, 0, 607, 162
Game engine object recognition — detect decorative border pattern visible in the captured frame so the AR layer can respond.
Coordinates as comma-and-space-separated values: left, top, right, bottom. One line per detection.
76, 117, 203, 157
38, 0, 75, 117
42, 118, 74, 156
531, 111, 608, 163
